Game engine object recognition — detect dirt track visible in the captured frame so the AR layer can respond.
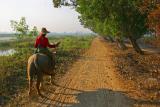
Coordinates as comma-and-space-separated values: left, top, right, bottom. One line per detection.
27, 37, 159, 107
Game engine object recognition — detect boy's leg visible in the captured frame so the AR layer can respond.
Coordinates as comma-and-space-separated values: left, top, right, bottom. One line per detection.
34, 48, 38, 54
43, 48, 54, 66
37, 48, 54, 67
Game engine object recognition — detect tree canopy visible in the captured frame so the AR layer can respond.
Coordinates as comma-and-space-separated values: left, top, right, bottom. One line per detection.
10, 17, 29, 38
10, 17, 39, 39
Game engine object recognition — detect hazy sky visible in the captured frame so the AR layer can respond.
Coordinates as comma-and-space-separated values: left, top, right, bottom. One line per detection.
0, 0, 92, 33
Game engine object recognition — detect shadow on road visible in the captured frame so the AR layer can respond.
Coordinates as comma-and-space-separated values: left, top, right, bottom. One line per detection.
68, 89, 134, 107
40, 85, 160, 107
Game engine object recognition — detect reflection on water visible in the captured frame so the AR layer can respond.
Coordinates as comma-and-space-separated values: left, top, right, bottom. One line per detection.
0, 49, 16, 56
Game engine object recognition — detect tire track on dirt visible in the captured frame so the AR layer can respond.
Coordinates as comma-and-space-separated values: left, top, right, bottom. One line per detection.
55, 63, 86, 106
37, 61, 85, 106
48, 60, 88, 106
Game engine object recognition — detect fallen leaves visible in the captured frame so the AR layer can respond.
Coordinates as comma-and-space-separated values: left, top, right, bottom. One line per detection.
112, 44, 160, 100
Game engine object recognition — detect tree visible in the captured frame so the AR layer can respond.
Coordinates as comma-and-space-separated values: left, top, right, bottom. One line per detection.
116, 0, 147, 54
28, 26, 39, 37
52, 0, 76, 7
10, 17, 29, 38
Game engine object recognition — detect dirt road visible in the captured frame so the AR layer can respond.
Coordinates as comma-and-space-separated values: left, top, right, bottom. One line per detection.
28, 37, 159, 107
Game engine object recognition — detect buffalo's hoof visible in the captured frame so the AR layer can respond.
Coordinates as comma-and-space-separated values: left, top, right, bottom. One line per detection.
28, 91, 31, 96
38, 93, 44, 97
50, 81, 56, 85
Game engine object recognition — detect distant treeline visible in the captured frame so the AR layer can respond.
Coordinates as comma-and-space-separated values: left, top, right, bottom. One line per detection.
0, 33, 95, 37
0, 34, 15, 37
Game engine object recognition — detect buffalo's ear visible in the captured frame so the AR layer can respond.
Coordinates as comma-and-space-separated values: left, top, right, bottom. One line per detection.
57, 42, 61, 45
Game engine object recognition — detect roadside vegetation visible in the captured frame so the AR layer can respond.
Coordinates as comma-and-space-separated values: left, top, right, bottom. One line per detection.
0, 35, 94, 105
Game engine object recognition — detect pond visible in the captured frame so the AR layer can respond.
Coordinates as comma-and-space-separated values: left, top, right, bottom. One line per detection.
0, 49, 16, 56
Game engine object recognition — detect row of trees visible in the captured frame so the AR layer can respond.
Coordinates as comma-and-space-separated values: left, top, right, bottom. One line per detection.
10, 17, 39, 39
76, 0, 147, 54
52, 0, 159, 54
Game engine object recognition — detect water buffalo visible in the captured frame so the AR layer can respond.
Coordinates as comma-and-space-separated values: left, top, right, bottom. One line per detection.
27, 50, 56, 96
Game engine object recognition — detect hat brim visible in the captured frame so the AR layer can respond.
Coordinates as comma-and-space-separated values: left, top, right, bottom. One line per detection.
42, 31, 50, 34
46, 31, 50, 33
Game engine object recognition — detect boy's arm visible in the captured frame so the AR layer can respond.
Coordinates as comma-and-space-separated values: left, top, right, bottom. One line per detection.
34, 37, 39, 48
47, 38, 56, 48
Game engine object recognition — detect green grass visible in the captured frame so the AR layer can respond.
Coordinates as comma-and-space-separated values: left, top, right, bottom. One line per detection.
0, 41, 16, 50
0, 35, 94, 105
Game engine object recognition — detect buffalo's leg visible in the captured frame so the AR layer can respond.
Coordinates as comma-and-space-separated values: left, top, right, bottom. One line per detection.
36, 74, 43, 96
27, 65, 34, 96
28, 77, 33, 95
50, 75, 56, 85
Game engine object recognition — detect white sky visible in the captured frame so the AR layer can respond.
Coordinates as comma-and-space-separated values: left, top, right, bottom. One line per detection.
0, 0, 92, 33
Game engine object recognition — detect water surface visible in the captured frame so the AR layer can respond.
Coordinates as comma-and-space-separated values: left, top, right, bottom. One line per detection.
0, 49, 16, 56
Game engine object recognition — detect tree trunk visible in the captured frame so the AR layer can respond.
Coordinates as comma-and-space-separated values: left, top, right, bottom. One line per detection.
103, 35, 114, 42
108, 35, 114, 42
128, 36, 144, 54
115, 37, 127, 50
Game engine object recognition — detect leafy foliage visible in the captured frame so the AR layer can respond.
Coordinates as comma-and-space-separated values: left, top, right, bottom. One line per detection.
52, 0, 76, 7
28, 26, 39, 37
76, 0, 148, 54
10, 17, 29, 39
77, 0, 147, 38
139, 0, 160, 37
10, 17, 39, 39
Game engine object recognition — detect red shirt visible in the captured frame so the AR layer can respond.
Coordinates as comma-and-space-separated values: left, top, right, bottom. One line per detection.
34, 35, 56, 48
